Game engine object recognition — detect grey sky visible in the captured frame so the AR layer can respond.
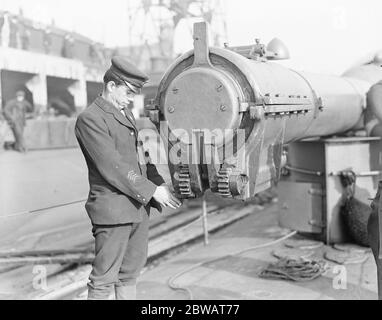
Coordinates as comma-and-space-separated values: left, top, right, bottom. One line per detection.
2, 0, 382, 74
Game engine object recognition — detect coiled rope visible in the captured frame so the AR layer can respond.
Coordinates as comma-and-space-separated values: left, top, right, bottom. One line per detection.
167, 230, 298, 300
259, 258, 328, 282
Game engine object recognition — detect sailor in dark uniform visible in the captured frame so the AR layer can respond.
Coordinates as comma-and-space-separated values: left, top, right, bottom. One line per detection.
75, 56, 182, 300
3, 90, 33, 152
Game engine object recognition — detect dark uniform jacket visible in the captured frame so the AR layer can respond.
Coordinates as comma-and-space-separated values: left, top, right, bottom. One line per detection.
3, 98, 33, 128
75, 96, 165, 225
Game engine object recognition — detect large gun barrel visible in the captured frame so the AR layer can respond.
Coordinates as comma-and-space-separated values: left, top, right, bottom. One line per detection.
147, 22, 381, 201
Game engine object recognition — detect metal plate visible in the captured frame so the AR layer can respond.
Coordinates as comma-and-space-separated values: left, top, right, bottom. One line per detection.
284, 239, 324, 250
324, 249, 368, 265
163, 67, 241, 146
272, 248, 315, 260
278, 181, 324, 234
333, 243, 371, 254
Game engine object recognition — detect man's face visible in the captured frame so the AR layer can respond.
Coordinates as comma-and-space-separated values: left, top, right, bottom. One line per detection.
16, 92, 25, 102
109, 82, 136, 108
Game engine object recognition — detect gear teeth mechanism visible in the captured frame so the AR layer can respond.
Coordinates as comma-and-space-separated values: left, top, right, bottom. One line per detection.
178, 165, 193, 197
217, 168, 232, 198
217, 167, 249, 198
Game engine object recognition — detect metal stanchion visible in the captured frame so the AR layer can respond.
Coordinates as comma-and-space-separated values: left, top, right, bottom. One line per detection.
202, 195, 209, 246
369, 181, 382, 300
377, 182, 382, 299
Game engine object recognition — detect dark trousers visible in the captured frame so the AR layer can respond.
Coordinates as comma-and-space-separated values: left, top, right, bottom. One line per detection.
10, 122, 26, 152
87, 212, 149, 300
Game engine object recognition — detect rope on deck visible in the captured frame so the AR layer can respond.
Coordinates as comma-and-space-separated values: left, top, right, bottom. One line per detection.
258, 258, 328, 282
167, 230, 298, 300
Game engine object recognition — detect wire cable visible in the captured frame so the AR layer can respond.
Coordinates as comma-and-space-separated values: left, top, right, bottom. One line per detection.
167, 230, 298, 300
0, 199, 87, 219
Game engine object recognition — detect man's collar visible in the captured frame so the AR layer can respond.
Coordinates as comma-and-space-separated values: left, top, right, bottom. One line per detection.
94, 95, 138, 132
94, 95, 121, 113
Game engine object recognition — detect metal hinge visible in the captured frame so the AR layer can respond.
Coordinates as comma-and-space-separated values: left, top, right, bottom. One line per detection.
329, 170, 382, 177
284, 165, 323, 177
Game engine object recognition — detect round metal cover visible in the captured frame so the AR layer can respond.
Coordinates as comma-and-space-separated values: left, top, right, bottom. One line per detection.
163, 67, 241, 145
272, 248, 314, 260
333, 243, 371, 254
284, 239, 324, 250
324, 249, 368, 265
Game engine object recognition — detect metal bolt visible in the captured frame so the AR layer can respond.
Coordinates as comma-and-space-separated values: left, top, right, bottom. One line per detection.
168, 106, 175, 113
220, 105, 227, 112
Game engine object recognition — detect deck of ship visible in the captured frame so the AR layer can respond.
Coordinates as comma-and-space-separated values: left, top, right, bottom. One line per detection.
0, 148, 379, 300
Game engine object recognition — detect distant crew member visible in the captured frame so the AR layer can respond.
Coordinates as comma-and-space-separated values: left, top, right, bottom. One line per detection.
75, 56, 182, 300
48, 97, 74, 117
3, 90, 33, 152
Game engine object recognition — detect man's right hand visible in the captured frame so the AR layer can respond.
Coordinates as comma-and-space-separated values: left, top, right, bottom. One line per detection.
153, 185, 182, 210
